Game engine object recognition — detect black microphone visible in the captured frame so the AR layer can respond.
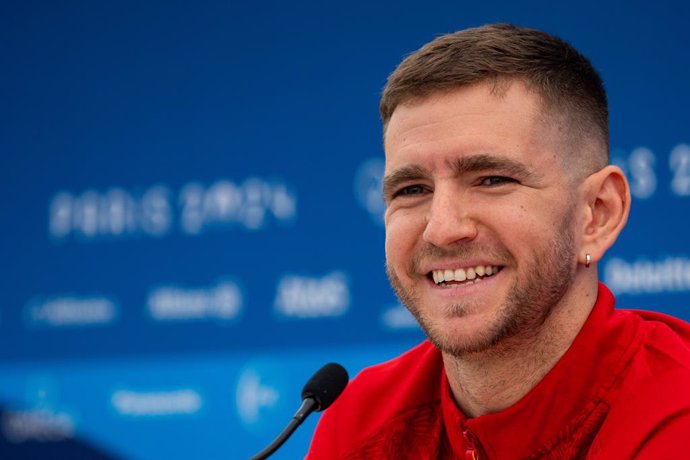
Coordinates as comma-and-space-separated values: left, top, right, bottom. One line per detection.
249, 362, 349, 460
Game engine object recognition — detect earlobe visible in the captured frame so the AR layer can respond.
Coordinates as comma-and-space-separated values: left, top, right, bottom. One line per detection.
579, 165, 631, 266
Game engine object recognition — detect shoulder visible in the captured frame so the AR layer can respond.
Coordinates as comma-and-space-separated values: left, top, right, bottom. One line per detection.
629, 308, 690, 360
306, 341, 444, 459
595, 309, 690, 457
616, 308, 690, 382
613, 308, 690, 399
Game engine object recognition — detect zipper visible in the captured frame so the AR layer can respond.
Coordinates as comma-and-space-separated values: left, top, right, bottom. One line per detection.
463, 427, 480, 460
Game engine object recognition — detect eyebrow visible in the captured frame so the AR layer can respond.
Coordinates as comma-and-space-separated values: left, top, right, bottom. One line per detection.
382, 165, 430, 203
382, 154, 538, 202
450, 154, 537, 178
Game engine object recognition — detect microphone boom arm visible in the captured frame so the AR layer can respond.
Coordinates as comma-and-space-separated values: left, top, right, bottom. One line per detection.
249, 397, 318, 460
248, 363, 348, 460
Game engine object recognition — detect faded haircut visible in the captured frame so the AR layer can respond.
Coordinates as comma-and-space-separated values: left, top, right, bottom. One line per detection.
380, 24, 609, 173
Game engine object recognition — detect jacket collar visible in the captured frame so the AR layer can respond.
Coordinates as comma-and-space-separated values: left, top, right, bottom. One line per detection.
440, 283, 642, 458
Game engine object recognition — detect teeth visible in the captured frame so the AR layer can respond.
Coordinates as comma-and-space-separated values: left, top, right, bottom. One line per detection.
466, 267, 476, 280
431, 265, 501, 285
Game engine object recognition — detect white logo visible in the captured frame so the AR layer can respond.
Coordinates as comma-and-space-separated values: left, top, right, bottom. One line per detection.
354, 158, 386, 226
1, 377, 75, 443
179, 178, 297, 234
111, 389, 203, 417
605, 256, 690, 295
49, 177, 298, 242
236, 370, 279, 426
147, 278, 243, 322
25, 295, 118, 328
670, 144, 690, 196
274, 272, 349, 318
381, 303, 418, 330
1, 409, 75, 443
49, 186, 172, 240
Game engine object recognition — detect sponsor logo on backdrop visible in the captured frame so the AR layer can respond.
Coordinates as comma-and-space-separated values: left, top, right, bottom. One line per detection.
274, 271, 350, 318
49, 177, 297, 241
236, 369, 280, 428
111, 388, 203, 417
24, 295, 118, 329
605, 256, 690, 295
670, 144, 690, 196
381, 303, 418, 330
354, 157, 386, 226
1, 409, 75, 443
147, 278, 243, 323
611, 143, 690, 199
1, 376, 75, 443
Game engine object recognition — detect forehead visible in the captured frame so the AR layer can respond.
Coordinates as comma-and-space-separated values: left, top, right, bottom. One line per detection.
383, 81, 556, 172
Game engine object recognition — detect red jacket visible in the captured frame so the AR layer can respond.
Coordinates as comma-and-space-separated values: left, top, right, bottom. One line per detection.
306, 284, 690, 459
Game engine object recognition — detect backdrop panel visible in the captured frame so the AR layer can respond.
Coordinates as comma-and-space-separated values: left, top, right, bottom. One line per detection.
1, 1, 688, 458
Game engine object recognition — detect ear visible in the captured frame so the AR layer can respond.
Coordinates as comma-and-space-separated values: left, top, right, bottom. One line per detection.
578, 165, 631, 266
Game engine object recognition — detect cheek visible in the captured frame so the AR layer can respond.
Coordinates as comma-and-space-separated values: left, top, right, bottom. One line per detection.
384, 224, 403, 264
385, 211, 423, 262
476, 201, 554, 252
497, 205, 572, 254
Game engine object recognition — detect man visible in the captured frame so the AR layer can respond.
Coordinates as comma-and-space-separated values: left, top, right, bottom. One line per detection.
306, 24, 690, 459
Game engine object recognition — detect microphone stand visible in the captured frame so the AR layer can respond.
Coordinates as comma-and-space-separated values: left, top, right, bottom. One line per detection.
249, 398, 318, 460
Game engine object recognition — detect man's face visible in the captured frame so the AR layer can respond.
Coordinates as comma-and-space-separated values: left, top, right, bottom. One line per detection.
383, 81, 581, 357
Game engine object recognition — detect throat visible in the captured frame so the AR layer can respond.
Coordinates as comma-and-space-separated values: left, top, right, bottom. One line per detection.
441, 310, 573, 417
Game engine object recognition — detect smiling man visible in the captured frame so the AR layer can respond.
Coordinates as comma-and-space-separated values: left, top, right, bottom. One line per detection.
307, 24, 690, 459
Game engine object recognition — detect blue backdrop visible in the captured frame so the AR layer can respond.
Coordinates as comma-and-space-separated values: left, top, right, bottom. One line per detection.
2, 1, 689, 458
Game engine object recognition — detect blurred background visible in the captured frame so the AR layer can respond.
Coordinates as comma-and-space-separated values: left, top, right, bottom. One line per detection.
1, 1, 689, 458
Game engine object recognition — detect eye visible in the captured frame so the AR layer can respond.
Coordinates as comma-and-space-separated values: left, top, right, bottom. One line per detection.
479, 176, 517, 186
394, 184, 428, 198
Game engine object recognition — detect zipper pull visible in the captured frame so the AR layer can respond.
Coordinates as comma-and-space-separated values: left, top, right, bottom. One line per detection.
463, 428, 480, 460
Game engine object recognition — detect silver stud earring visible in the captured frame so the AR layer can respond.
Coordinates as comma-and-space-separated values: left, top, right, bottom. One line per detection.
585, 253, 592, 268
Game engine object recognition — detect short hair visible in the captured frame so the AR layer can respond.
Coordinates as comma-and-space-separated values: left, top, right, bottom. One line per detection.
380, 24, 609, 168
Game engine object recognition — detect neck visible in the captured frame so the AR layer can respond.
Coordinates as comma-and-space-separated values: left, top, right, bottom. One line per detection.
442, 277, 598, 418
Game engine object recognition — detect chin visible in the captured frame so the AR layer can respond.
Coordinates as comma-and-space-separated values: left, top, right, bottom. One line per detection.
430, 332, 499, 357
423, 314, 516, 357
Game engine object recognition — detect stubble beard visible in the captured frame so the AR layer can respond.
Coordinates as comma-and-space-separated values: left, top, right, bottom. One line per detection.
386, 217, 577, 358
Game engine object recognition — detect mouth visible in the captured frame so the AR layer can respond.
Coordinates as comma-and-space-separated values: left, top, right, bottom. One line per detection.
428, 265, 504, 287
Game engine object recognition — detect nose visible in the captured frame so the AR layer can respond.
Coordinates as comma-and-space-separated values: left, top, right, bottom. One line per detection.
422, 187, 478, 247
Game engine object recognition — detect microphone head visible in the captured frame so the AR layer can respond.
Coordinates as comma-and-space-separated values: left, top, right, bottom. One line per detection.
301, 362, 349, 411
